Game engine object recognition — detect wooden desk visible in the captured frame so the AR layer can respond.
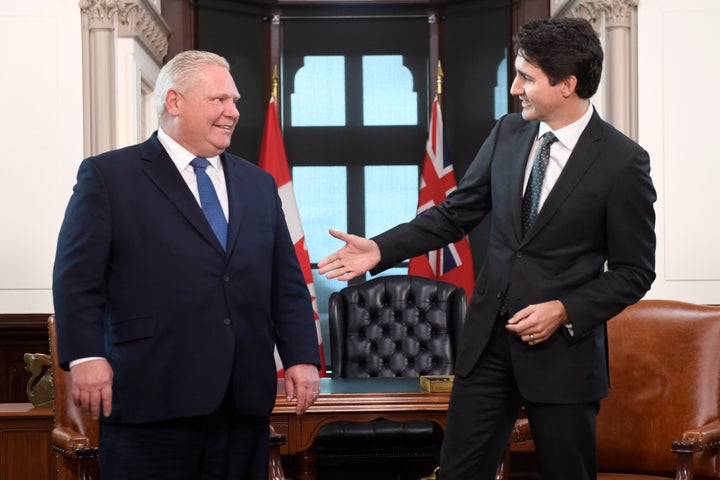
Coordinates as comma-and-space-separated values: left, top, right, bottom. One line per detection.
271, 377, 450, 480
0, 403, 54, 480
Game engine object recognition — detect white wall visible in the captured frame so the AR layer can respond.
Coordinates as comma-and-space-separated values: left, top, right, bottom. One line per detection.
638, 0, 720, 303
0, 1, 83, 313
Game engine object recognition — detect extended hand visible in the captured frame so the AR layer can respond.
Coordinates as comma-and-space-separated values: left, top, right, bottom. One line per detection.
70, 359, 113, 420
317, 229, 381, 281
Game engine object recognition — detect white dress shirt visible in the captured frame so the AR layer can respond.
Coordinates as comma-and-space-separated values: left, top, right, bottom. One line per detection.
523, 103, 594, 212
157, 127, 230, 221
522, 103, 594, 335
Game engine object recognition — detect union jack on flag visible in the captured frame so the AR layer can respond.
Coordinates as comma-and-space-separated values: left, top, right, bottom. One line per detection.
408, 95, 475, 299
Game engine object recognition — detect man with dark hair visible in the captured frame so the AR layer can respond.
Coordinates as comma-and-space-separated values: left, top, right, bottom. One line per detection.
319, 18, 656, 479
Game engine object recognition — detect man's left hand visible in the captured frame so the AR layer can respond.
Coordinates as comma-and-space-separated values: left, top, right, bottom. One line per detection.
505, 300, 568, 345
283, 364, 321, 415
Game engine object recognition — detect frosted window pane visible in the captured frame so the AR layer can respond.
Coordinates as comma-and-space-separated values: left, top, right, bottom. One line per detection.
364, 165, 418, 237
373, 267, 409, 277
291, 56, 346, 126
293, 166, 347, 262
494, 48, 508, 120
363, 56, 417, 126
312, 270, 346, 363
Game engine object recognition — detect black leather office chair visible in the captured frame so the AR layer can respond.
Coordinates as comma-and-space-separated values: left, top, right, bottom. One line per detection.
314, 275, 466, 468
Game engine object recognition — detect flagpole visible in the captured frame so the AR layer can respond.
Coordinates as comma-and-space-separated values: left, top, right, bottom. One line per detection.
271, 64, 279, 102
259, 71, 328, 376
435, 60, 444, 276
436, 60, 444, 98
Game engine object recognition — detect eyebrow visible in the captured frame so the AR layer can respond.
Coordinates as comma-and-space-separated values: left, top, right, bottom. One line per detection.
516, 67, 531, 80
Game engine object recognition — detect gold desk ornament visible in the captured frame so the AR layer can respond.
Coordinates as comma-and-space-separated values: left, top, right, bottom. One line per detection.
24, 352, 53, 408
419, 375, 454, 393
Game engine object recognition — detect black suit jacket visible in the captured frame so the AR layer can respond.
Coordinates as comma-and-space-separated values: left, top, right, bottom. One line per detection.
372, 111, 656, 403
53, 133, 320, 423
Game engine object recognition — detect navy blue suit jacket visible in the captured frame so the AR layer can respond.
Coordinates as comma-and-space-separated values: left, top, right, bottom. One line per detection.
53, 132, 320, 424
372, 111, 656, 404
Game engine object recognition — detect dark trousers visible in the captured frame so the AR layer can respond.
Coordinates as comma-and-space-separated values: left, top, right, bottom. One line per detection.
439, 317, 599, 480
99, 390, 269, 480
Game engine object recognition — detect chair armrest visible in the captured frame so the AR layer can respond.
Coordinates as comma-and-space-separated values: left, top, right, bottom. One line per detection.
672, 418, 720, 453
670, 419, 720, 480
51, 427, 99, 458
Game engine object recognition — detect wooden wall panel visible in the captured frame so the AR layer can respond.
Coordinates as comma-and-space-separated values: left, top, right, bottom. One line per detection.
0, 315, 49, 404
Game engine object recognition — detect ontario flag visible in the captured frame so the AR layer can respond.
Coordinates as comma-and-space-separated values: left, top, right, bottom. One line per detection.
408, 95, 475, 299
259, 96, 326, 377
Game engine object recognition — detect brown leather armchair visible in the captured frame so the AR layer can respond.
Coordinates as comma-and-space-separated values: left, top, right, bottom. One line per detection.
48, 315, 99, 480
314, 275, 466, 464
504, 300, 720, 480
48, 315, 287, 480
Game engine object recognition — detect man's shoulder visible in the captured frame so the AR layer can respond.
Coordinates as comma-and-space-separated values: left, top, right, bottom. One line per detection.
493, 113, 536, 140
589, 112, 646, 154
222, 151, 277, 185
86, 135, 155, 165
496, 112, 527, 129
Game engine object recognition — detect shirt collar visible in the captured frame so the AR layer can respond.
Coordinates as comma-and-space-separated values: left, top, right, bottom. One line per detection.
537, 102, 594, 151
157, 127, 223, 171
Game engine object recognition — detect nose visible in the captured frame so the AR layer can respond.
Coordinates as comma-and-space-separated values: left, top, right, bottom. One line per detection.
225, 100, 239, 119
510, 74, 523, 96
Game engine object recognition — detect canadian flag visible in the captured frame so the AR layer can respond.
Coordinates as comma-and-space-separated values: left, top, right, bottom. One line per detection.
408, 95, 475, 299
259, 96, 326, 377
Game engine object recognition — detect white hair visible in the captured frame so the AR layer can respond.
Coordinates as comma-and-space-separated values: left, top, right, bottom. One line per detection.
154, 50, 230, 120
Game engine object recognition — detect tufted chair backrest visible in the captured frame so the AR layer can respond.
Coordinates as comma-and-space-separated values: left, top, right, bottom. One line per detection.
328, 275, 466, 378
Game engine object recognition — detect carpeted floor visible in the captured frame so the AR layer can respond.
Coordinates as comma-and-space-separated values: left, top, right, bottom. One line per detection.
283, 456, 437, 480
281, 452, 541, 480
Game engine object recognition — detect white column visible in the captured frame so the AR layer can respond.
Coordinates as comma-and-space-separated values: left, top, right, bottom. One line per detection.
80, 0, 118, 156
553, 0, 639, 140
79, 0, 169, 155
600, 0, 638, 138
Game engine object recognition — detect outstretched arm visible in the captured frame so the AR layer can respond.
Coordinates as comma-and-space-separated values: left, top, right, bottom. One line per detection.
317, 229, 381, 281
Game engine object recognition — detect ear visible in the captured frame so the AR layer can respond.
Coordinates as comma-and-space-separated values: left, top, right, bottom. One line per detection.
560, 75, 578, 98
165, 89, 181, 116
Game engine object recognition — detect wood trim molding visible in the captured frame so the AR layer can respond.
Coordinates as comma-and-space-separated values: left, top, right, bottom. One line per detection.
0, 314, 50, 334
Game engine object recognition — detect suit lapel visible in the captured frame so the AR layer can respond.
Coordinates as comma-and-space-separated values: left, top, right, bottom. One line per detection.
510, 122, 540, 242
522, 111, 604, 243
139, 134, 225, 253
222, 153, 245, 259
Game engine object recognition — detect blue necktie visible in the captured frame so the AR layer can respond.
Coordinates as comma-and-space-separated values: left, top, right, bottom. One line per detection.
190, 157, 227, 250
521, 132, 558, 236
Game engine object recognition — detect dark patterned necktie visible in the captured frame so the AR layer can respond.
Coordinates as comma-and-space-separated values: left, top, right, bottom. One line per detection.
521, 132, 558, 235
190, 157, 228, 250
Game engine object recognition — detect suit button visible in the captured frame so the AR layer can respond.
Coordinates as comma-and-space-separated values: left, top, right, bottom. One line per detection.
222, 275, 230, 282
515, 251, 523, 258
223, 318, 231, 326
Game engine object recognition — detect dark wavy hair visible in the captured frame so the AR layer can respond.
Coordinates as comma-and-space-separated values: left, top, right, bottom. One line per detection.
514, 18, 603, 99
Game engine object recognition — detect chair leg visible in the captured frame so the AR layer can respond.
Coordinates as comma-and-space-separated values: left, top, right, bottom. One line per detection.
268, 447, 285, 480
495, 447, 510, 480
269, 427, 286, 480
